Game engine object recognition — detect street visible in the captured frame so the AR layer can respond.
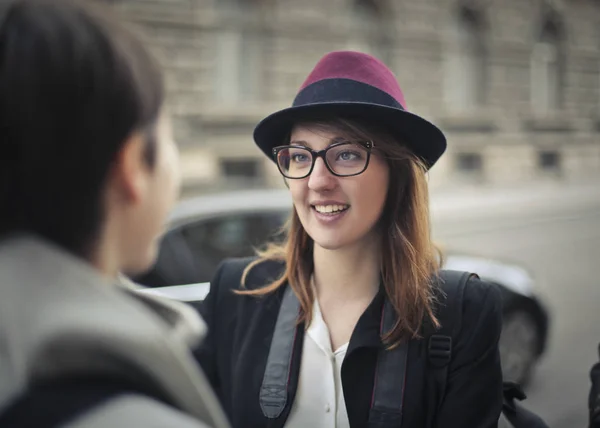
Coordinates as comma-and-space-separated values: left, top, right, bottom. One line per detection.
431, 183, 600, 428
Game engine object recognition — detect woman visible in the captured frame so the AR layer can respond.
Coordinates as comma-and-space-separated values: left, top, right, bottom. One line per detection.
197, 51, 503, 428
0, 0, 228, 426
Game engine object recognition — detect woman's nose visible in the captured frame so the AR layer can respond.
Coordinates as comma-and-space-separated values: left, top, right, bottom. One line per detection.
307, 157, 337, 191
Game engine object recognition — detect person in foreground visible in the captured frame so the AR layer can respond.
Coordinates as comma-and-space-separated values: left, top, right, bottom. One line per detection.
196, 50, 504, 427
0, 0, 228, 426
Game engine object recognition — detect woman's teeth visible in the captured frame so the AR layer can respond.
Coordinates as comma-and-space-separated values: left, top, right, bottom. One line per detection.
313, 204, 349, 214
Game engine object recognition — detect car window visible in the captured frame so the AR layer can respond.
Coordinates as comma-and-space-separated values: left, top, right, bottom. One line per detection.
133, 209, 290, 287
179, 210, 289, 282
246, 211, 288, 244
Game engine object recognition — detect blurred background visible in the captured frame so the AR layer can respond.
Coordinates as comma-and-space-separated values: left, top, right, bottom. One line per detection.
109, 0, 600, 196
108, 0, 600, 426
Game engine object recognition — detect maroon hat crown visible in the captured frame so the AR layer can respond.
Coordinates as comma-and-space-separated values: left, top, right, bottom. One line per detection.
254, 50, 447, 169
298, 51, 407, 110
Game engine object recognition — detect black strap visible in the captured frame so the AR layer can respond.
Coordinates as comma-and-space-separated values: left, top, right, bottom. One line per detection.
259, 285, 301, 419
0, 376, 162, 428
425, 270, 471, 428
260, 284, 409, 428
368, 298, 409, 428
217, 257, 294, 419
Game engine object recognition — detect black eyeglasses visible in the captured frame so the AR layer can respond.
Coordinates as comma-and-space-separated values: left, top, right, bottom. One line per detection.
272, 141, 373, 179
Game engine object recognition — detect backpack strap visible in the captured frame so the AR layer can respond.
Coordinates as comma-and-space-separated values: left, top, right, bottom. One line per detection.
0, 376, 168, 428
424, 270, 472, 428
259, 285, 301, 419
367, 298, 409, 428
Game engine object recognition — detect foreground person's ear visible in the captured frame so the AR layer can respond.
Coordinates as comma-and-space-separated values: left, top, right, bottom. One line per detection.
110, 132, 150, 204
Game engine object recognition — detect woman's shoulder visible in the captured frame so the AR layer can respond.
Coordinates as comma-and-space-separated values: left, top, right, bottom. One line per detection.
456, 274, 503, 350
462, 275, 502, 321
432, 271, 502, 343
429, 272, 503, 372
211, 256, 286, 293
435, 271, 502, 321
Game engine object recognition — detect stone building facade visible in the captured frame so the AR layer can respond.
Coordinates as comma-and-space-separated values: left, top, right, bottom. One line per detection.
110, 0, 600, 195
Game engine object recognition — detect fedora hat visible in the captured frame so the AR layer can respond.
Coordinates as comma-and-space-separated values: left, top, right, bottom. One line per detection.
253, 50, 447, 169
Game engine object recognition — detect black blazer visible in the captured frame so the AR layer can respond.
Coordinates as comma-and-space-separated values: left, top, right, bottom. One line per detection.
194, 257, 503, 428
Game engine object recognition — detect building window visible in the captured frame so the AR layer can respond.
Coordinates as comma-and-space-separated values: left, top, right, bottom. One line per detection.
213, 0, 265, 106
239, 32, 264, 102
214, 30, 242, 104
445, 7, 487, 112
538, 150, 561, 172
456, 152, 483, 173
214, 30, 264, 104
347, 0, 392, 64
531, 18, 564, 114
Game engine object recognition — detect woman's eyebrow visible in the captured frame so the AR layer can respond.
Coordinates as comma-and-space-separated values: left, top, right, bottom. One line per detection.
330, 136, 347, 144
289, 137, 347, 147
289, 139, 309, 147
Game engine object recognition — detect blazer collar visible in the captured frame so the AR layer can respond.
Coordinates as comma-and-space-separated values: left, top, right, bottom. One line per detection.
346, 285, 386, 355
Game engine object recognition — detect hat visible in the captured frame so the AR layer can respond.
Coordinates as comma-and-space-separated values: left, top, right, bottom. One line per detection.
253, 51, 447, 169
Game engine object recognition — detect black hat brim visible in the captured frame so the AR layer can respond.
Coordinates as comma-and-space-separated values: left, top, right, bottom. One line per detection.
253, 102, 447, 169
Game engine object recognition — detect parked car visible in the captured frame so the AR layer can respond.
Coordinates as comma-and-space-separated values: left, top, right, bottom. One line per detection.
134, 189, 550, 386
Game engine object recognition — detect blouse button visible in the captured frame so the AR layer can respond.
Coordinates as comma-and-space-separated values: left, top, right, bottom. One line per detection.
325, 403, 331, 413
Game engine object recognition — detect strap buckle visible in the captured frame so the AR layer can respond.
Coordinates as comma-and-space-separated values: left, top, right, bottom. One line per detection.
428, 334, 452, 368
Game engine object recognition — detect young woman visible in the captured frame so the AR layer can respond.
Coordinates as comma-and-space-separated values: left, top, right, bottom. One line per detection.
197, 50, 503, 428
0, 0, 228, 426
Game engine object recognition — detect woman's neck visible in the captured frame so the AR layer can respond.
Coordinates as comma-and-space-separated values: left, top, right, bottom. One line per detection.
312, 236, 381, 303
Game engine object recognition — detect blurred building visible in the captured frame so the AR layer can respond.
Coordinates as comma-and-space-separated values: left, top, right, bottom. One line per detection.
110, 0, 600, 195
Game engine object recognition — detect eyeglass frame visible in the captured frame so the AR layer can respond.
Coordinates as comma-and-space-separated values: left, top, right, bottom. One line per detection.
272, 140, 374, 179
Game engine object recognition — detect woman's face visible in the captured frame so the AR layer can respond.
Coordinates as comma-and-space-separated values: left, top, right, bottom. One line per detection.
287, 124, 390, 252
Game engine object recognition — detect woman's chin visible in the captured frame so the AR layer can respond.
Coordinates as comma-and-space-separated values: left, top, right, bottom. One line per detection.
310, 234, 351, 251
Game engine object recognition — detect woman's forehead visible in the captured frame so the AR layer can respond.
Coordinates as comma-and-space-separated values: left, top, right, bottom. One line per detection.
290, 122, 361, 145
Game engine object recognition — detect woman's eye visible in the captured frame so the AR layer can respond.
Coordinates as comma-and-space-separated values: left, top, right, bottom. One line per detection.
338, 151, 360, 161
291, 153, 309, 162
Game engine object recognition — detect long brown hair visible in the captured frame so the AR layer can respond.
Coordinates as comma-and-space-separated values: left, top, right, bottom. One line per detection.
237, 116, 442, 347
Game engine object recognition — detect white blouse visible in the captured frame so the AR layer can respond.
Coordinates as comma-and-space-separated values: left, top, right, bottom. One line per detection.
284, 297, 351, 428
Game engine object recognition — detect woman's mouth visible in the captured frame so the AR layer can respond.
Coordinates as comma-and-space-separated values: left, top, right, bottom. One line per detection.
311, 204, 350, 216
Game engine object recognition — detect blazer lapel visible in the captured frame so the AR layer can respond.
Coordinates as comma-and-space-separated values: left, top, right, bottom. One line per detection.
346, 287, 386, 356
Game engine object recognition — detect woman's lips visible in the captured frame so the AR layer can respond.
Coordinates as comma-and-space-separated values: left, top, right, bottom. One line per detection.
311, 205, 349, 224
